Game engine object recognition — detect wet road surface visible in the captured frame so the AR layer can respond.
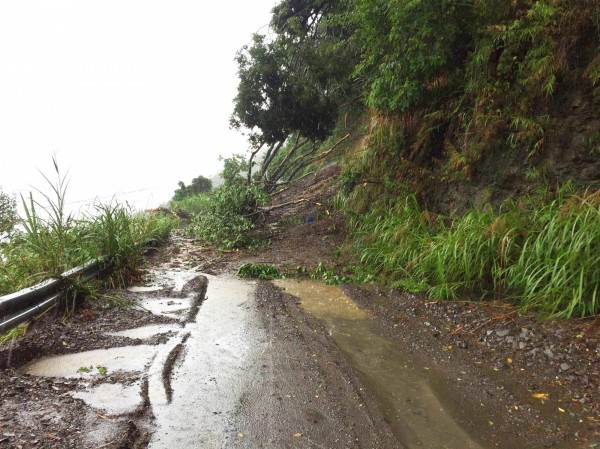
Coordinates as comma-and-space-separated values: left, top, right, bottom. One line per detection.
22, 268, 518, 448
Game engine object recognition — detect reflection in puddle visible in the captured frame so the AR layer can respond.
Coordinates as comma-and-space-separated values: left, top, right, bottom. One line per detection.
147, 274, 263, 449
139, 297, 192, 319
275, 280, 484, 449
127, 285, 163, 293
24, 345, 158, 378
73, 382, 143, 416
107, 324, 179, 340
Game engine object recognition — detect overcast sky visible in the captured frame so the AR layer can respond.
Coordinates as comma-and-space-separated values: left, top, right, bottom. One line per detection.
0, 0, 276, 213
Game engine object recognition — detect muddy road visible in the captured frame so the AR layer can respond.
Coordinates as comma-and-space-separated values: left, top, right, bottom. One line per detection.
0, 230, 598, 448
0, 245, 596, 449
1, 260, 399, 448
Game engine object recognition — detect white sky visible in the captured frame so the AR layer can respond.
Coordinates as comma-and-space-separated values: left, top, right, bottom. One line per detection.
0, 0, 276, 213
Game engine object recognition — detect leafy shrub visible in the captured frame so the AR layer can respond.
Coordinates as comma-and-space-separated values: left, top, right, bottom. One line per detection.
311, 261, 354, 285
237, 263, 282, 280
186, 183, 266, 250
185, 155, 268, 250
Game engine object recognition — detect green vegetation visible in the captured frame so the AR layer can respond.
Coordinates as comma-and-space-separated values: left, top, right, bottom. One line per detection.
231, 0, 356, 192
0, 323, 28, 346
170, 194, 211, 217
223, 0, 600, 317
176, 155, 268, 250
172, 175, 212, 202
0, 187, 17, 237
0, 161, 177, 296
311, 261, 355, 285
346, 187, 600, 317
237, 263, 282, 280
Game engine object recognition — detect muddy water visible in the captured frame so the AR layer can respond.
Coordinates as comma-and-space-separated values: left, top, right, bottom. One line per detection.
147, 274, 267, 449
275, 279, 486, 449
22, 267, 201, 424
106, 324, 178, 340
24, 345, 158, 378
72, 381, 144, 415
139, 296, 193, 319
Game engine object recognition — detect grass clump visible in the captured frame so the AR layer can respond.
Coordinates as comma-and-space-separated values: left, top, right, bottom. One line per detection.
347, 187, 600, 317
90, 202, 176, 287
505, 191, 600, 317
170, 194, 211, 217
237, 263, 281, 280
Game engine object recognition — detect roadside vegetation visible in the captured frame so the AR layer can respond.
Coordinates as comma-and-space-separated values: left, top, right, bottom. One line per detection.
171, 155, 269, 250
237, 263, 282, 280
0, 162, 177, 297
341, 186, 600, 317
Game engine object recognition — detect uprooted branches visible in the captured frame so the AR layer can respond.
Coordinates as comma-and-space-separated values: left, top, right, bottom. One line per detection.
247, 133, 349, 194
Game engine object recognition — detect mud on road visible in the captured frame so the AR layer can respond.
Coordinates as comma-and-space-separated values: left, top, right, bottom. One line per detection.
0, 246, 400, 449
0, 235, 598, 448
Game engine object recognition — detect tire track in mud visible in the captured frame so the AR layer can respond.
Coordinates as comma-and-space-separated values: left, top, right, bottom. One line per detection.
161, 332, 190, 404
159, 276, 206, 404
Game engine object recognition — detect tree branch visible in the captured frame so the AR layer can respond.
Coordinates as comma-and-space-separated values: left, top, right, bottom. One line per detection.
247, 142, 265, 186
269, 136, 310, 183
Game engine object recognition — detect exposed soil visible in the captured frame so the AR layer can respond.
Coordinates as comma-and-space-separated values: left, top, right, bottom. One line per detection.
0, 165, 598, 448
229, 281, 400, 449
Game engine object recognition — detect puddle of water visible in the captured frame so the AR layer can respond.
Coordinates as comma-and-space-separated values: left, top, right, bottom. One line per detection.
72, 382, 143, 416
127, 286, 163, 293
147, 274, 266, 449
145, 268, 199, 292
24, 345, 158, 378
275, 280, 485, 449
139, 297, 192, 318
106, 324, 179, 340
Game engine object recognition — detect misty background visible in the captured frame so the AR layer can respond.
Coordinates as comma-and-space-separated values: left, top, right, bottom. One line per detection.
0, 0, 276, 214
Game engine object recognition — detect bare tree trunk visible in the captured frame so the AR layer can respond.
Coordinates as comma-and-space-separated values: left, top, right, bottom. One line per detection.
268, 136, 310, 184
260, 141, 285, 179
247, 142, 265, 186
278, 134, 350, 185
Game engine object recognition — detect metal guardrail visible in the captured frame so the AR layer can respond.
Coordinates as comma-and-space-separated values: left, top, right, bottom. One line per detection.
0, 238, 161, 334
0, 259, 109, 334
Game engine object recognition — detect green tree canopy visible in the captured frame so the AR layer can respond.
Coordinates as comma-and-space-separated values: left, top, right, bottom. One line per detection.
172, 175, 212, 201
0, 187, 17, 236
231, 0, 357, 190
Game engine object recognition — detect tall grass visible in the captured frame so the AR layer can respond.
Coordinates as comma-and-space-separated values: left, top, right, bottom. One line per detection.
170, 194, 211, 216
348, 195, 433, 280
19, 162, 93, 278
505, 192, 600, 317
347, 188, 600, 317
89, 202, 176, 287
0, 160, 177, 295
